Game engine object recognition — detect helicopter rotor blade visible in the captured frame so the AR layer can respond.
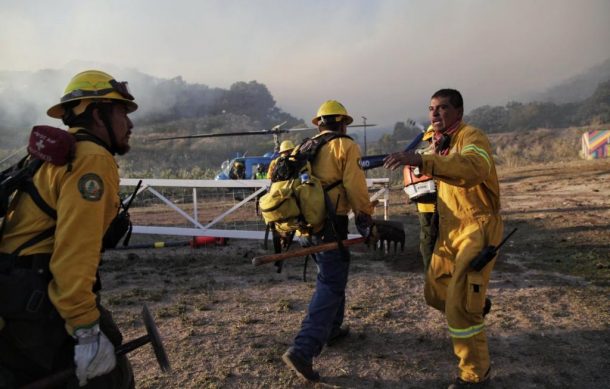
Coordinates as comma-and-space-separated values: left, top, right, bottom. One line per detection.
149, 122, 378, 142
279, 123, 378, 132
348, 124, 378, 128
270, 121, 288, 132
151, 130, 289, 141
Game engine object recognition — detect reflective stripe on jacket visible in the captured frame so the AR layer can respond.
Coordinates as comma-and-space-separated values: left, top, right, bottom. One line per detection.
420, 122, 501, 260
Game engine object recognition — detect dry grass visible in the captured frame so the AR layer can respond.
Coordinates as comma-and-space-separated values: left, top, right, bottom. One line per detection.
98, 157, 610, 388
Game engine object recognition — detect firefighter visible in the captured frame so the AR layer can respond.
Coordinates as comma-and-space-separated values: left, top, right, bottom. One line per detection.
0, 70, 137, 387
267, 140, 295, 179
229, 160, 245, 179
282, 100, 374, 382
254, 164, 267, 179
384, 89, 503, 388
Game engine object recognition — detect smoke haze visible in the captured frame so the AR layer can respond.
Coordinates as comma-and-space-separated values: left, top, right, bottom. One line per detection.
1, 0, 609, 126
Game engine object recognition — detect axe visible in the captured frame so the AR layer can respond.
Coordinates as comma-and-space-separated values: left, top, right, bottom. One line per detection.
252, 237, 367, 266
252, 220, 405, 266
22, 305, 170, 389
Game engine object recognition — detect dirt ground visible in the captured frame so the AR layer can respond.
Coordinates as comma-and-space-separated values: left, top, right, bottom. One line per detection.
100, 158, 610, 389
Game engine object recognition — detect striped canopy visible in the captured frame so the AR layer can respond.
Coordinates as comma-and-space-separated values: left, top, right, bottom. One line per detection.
581, 130, 610, 159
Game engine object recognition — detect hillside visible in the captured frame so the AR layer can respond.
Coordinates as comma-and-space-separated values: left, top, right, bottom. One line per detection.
1, 65, 609, 176
534, 57, 610, 104
0, 66, 304, 149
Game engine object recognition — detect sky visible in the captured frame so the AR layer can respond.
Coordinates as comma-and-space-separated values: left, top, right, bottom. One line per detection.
1, 0, 609, 126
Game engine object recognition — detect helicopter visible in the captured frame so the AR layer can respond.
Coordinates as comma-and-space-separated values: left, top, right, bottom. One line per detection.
153, 121, 378, 180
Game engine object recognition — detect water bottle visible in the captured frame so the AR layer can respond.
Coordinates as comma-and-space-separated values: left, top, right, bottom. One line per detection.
300, 173, 310, 184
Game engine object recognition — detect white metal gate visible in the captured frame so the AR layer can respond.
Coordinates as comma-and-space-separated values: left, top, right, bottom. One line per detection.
120, 178, 390, 240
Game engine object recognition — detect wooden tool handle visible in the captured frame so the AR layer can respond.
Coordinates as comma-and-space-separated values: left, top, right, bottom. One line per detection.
252, 237, 366, 266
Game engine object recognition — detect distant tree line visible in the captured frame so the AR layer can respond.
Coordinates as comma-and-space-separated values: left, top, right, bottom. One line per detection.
135, 77, 302, 131
466, 80, 610, 133
386, 79, 610, 145
0, 69, 303, 148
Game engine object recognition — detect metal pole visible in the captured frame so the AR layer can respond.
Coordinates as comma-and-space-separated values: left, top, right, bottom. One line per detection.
361, 116, 368, 156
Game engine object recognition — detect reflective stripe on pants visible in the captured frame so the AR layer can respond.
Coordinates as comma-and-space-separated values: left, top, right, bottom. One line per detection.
424, 215, 502, 382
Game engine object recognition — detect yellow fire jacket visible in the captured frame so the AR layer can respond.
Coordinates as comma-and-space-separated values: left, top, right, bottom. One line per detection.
310, 131, 373, 217
267, 158, 278, 178
420, 122, 502, 259
0, 127, 120, 334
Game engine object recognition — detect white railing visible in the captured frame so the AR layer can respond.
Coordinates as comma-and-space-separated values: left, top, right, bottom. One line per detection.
120, 178, 390, 240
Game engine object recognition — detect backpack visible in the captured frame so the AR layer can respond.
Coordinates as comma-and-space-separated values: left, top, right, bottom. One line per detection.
0, 156, 45, 220
259, 132, 351, 236
0, 126, 76, 252
1, 126, 137, 253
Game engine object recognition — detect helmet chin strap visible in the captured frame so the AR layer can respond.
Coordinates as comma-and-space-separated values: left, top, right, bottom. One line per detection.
97, 105, 119, 155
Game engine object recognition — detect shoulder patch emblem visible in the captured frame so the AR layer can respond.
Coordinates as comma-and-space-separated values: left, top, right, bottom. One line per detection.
78, 173, 104, 201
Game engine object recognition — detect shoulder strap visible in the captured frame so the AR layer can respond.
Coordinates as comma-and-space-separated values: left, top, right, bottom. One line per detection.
0, 158, 57, 255
74, 129, 113, 153
11, 226, 56, 256
17, 131, 103, 220
306, 132, 352, 162
310, 133, 352, 191
19, 159, 57, 220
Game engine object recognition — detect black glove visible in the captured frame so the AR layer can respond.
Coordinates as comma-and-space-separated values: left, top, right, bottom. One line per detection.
369, 219, 406, 252
355, 212, 374, 238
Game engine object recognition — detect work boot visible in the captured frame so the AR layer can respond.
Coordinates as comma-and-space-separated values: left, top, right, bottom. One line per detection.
448, 377, 489, 388
326, 325, 350, 347
282, 348, 320, 382
448, 368, 491, 388
483, 297, 492, 317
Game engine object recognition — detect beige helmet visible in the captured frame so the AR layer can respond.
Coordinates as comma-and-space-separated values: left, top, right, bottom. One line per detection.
423, 125, 435, 141
312, 100, 353, 126
279, 140, 295, 154
47, 69, 138, 119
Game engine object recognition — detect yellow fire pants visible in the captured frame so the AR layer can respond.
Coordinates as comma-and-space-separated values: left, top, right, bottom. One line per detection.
424, 215, 502, 382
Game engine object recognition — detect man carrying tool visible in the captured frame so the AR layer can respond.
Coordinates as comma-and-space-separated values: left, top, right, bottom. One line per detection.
384, 89, 503, 388
282, 100, 375, 382
0, 70, 137, 387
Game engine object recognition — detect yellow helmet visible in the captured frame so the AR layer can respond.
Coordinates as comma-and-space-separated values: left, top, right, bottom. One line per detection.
279, 140, 295, 153
47, 70, 138, 119
422, 125, 435, 141
312, 100, 353, 126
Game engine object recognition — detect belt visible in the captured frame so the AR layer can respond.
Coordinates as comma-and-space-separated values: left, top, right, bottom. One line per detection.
0, 252, 52, 272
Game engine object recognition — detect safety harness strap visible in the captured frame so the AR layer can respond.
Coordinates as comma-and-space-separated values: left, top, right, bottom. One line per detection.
21, 179, 57, 220
10, 226, 56, 257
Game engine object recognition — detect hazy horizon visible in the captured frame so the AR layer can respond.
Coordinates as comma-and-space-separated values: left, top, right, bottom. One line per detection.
2, 0, 609, 126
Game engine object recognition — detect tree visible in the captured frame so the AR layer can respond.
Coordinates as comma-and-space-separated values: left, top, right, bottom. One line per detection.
466, 105, 509, 133
392, 121, 420, 141
575, 80, 610, 124
225, 81, 276, 123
